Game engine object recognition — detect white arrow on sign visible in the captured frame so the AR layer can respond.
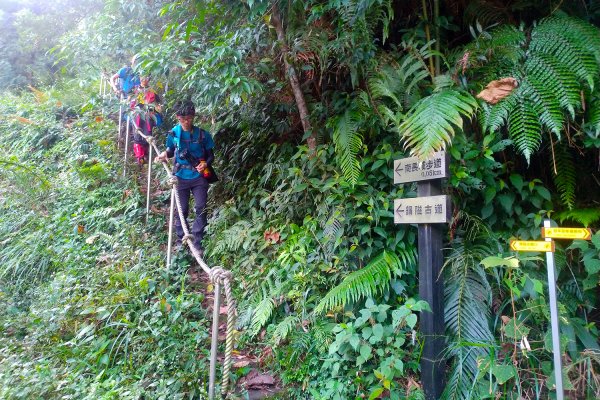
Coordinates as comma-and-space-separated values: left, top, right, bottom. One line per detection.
394, 195, 450, 224
393, 151, 448, 184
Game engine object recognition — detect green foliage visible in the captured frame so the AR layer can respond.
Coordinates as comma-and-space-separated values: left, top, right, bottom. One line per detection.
0, 88, 213, 399
442, 213, 497, 400
314, 298, 425, 399
401, 87, 478, 157
473, 15, 600, 162
551, 144, 577, 210
329, 104, 364, 185
315, 250, 414, 315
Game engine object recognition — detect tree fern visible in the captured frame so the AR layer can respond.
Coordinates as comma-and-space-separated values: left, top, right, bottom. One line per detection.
314, 249, 415, 314
400, 87, 478, 158
475, 15, 600, 160
551, 145, 576, 210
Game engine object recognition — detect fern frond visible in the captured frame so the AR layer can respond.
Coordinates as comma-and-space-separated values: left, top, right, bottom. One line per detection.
507, 95, 542, 163
530, 22, 598, 90
401, 88, 478, 157
250, 297, 276, 336
556, 208, 600, 227
479, 94, 515, 134
272, 315, 301, 344
442, 236, 495, 400
322, 206, 345, 255
525, 52, 581, 118
520, 77, 563, 137
551, 145, 576, 210
584, 94, 600, 137
315, 249, 415, 314
331, 106, 363, 185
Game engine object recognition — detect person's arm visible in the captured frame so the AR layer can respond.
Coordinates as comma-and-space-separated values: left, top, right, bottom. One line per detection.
204, 148, 214, 166
196, 145, 214, 173
155, 131, 175, 162
109, 73, 120, 94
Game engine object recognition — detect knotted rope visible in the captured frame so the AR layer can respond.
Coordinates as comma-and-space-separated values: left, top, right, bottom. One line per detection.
210, 267, 237, 394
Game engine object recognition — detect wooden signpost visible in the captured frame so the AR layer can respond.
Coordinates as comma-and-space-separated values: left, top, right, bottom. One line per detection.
394, 151, 449, 400
510, 222, 592, 400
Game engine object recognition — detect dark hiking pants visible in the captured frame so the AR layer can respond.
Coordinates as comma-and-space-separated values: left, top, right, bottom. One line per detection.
174, 176, 208, 249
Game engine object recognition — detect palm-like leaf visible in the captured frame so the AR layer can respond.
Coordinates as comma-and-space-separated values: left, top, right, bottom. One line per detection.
400, 88, 478, 157
441, 213, 497, 400
314, 249, 415, 314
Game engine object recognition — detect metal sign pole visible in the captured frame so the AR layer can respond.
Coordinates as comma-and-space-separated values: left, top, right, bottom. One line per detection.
544, 219, 564, 400
417, 179, 445, 400
166, 188, 175, 269
208, 282, 222, 400
146, 145, 153, 222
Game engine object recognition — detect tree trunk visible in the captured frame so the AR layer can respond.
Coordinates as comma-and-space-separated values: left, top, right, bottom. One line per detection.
271, 3, 316, 151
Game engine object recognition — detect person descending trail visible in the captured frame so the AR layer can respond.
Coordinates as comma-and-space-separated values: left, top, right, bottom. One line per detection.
109, 55, 140, 97
130, 75, 162, 164
155, 100, 215, 255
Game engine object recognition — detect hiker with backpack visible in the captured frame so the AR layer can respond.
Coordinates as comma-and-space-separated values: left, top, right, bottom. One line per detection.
154, 100, 215, 255
130, 75, 162, 164
109, 56, 140, 96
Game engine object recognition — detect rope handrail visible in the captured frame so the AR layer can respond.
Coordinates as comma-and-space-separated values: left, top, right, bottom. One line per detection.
118, 100, 236, 398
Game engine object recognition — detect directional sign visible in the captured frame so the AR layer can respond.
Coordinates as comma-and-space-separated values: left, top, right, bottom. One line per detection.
542, 227, 592, 240
394, 151, 448, 184
510, 240, 555, 253
394, 195, 450, 224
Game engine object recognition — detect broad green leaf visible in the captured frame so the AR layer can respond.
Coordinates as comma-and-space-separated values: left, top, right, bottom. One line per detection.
480, 256, 520, 269
492, 364, 516, 384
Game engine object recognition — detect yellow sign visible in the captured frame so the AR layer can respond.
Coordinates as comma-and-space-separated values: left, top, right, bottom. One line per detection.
542, 227, 592, 240
510, 240, 555, 252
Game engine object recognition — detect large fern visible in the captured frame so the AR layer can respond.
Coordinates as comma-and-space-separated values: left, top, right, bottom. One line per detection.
314, 249, 416, 314
475, 15, 600, 162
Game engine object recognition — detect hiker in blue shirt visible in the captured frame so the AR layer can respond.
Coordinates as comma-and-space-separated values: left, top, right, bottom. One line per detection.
155, 100, 215, 254
109, 56, 140, 96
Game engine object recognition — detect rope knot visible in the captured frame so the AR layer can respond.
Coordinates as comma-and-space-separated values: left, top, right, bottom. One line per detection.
168, 176, 178, 187
181, 234, 194, 244
209, 267, 232, 285
145, 136, 154, 145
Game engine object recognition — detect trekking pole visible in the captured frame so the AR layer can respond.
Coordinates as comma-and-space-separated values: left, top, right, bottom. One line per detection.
117, 94, 123, 140
208, 281, 222, 400
166, 187, 175, 269
123, 114, 130, 177
145, 144, 153, 222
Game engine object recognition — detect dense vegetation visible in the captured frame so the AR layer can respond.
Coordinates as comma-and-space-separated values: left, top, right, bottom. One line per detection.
0, 0, 599, 399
